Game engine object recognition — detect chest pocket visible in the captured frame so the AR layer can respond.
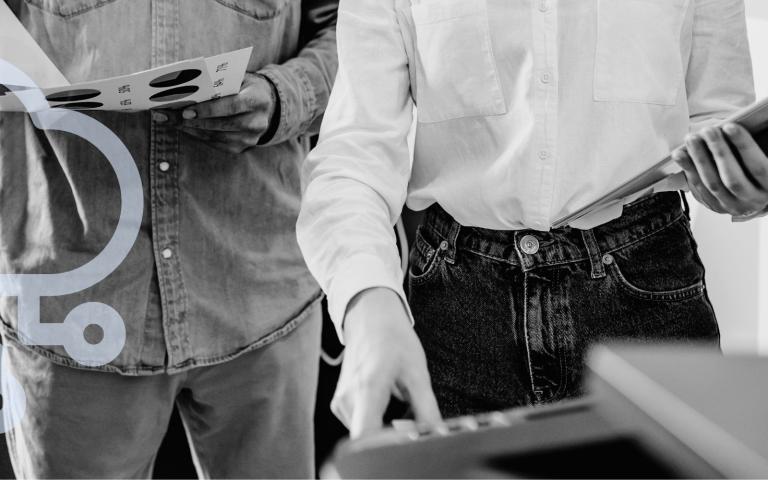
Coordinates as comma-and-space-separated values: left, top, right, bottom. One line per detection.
410, 0, 507, 124
212, 0, 288, 20
594, 0, 690, 106
23, 0, 118, 17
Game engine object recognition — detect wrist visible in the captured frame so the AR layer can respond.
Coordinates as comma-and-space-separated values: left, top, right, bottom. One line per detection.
256, 73, 280, 145
343, 287, 410, 340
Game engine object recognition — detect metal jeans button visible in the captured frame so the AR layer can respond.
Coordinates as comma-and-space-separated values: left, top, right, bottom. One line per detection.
520, 235, 540, 255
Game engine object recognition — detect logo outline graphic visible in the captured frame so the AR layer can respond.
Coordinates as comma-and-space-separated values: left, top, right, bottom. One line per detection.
0, 59, 143, 368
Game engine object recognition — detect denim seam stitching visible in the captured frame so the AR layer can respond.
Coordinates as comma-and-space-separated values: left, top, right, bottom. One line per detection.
462, 248, 518, 265
211, 0, 288, 21
24, 0, 120, 18
600, 212, 686, 257
608, 262, 705, 301
521, 274, 537, 401
408, 251, 444, 286
0, 290, 324, 375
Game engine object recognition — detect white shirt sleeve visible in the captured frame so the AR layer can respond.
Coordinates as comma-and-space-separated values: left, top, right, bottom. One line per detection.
296, 0, 414, 343
687, 0, 755, 131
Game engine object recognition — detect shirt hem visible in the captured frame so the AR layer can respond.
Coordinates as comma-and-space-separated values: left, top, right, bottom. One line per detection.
0, 289, 325, 376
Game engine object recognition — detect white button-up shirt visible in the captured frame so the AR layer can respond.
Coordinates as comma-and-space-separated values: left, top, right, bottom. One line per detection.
297, 0, 755, 339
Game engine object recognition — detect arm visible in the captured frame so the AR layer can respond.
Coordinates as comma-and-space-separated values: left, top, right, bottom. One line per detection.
673, 0, 768, 218
296, 0, 441, 437
163, 0, 339, 151
258, 0, 339, 144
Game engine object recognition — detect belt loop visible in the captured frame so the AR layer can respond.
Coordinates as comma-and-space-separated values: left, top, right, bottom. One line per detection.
680, 191, 691, 220
580, 229, 606, 279
445, 218, 461, 264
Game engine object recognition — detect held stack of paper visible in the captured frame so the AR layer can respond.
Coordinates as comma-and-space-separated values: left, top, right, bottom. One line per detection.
553, 97, 768, 228
0, 2, 252, 112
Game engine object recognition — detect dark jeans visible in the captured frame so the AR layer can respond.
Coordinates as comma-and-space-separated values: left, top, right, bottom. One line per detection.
407, 192, 720, 418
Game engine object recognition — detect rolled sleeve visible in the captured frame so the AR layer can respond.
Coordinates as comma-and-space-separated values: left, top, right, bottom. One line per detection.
257, 0, 338, 145
258, 62, 318, 143
296, 0, 415, 343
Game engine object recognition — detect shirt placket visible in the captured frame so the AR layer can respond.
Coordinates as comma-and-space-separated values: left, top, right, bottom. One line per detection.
529, 0, 559, 230
150, 0, 191, 367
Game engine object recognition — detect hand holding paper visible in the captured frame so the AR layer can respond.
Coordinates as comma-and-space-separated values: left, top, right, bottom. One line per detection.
155, 72, 278, 154
553, 97, 768, 228
0, 15, 253, 114
673, 124, 768, 218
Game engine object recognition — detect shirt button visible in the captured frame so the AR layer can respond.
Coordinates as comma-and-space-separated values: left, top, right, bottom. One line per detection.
538, 150, 550, 160
538, 0, 550, 12
540, 72, 552, 84
161, 248, 173, 259
158, 161, 170, 172
520, 235, 540, 255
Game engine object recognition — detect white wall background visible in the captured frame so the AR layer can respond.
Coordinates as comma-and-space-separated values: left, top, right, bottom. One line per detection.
691, 0, 768, 354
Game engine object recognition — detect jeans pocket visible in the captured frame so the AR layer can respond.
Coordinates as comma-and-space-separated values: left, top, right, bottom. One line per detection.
408, 227, 445, 286
410, 0, 507, 123
594, 0, 689, 105
605, 217, 706, 301
607, 260, 705, 301
24, 0, 121, 18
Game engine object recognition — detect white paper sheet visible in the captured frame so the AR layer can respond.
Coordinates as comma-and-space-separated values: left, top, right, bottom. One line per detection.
0, 42, 252, 112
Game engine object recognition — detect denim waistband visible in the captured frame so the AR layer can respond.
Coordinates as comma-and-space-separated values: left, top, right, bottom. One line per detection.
422, 192, 688, 273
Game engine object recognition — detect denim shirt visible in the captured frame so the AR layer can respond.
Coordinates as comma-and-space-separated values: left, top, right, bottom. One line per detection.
0, 0, 337, 375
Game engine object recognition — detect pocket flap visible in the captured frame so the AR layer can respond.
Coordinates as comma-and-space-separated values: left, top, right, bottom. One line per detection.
411, 0, 483, 25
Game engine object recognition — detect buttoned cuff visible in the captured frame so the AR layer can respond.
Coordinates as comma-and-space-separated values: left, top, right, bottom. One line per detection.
257, 61, 318, 146
326, 253, 414, 345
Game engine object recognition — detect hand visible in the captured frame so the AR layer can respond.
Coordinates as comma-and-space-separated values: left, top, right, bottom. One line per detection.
333, 287, 442, 438
153, 73, 277, 154
673, 123, 768, 217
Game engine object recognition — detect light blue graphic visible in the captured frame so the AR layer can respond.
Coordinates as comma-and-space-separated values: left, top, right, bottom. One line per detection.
0, 59, 143, 367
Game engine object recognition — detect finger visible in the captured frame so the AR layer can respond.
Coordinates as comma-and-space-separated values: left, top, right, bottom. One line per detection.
674, 148, 728, 214
182, 95, 245, 120
399, 372, 442, 426
723, 123, 768, 190
183, 84, 271, 120
331, 390, 353, 430
685, 133, 742, 212
689, 173, 729, 214
151, 109, 182, 126
181, 112, 269, 133
700, 126, 760, 200
178, 127, 255, 146
349, 382, 390, 439
178, 128, 253, 155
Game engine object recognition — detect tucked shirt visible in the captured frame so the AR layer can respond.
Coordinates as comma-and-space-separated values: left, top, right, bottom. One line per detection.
0, 0, 337, 375
296, 0, 755, 341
